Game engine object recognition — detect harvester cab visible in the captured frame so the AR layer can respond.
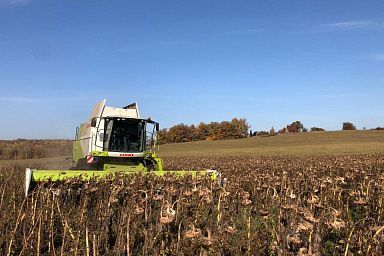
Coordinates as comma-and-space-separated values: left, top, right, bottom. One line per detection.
25, 100, 222, 196
72, 99, 161, 172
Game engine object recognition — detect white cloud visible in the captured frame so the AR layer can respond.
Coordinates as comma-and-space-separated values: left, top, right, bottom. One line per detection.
239, 28, 264, 33
0, 96, 36, 103
320, 93, 367, 99
0, 96, 92, 103
350, 53, 384, 62
160, 41, 189, 46
116, 41, 198, 52
319, 20, 384, 31
0, 0, 32, 7
372, 54, 384, 61
229, 28, 265, 35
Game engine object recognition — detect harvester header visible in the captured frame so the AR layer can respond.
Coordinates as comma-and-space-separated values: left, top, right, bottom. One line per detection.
25, 100, 222, 196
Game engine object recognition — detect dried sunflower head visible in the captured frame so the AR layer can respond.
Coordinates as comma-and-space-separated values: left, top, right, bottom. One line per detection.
242, 198, 252, 206
160, 216, 174, 225
133, 206, 144, 215
297, 221, 313, 232
353, 197, 367, 206
183, 190, 193, 197
224, 226, 237, 234
184, 226, 201, 239
152, 194, 164, 201
259, 209, 269, 216
327, 219, 345, 230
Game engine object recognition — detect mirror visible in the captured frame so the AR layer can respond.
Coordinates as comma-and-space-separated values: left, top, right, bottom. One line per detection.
155, 122, 160, 132
91, 118, 97, 127
75, 126, 79, 140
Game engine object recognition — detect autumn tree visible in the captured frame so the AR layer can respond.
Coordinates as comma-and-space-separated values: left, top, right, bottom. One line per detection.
343, 122, 356, 130
310, 127, 325, 132
292, 121, 304, 131
157, 118, 250, 144
166, 124, 196, 143
157, 129, 169, 144
269, 127, 276, 136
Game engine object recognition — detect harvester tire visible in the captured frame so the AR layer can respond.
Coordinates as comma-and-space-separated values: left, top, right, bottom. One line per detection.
75, 158, 92, 170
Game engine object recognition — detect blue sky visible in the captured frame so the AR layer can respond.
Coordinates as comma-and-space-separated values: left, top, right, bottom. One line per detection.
0, 0, 383, 139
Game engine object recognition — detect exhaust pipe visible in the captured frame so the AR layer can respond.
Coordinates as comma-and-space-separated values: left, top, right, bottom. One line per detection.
25, 168, 33, 197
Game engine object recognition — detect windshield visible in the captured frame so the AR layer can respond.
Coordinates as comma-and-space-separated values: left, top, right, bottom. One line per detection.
103, 118, 145, 152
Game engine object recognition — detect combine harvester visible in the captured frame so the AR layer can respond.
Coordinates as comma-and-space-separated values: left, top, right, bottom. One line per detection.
25, 100, 222, 196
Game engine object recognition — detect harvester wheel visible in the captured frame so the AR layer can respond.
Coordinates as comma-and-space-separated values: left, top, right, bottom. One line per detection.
143, 158, 157, 171
75, 158, 96, 170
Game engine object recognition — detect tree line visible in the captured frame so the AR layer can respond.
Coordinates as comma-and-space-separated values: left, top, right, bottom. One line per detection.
157, 118, 249, 144
247, 121, 383, 137
0, 139, 72, 160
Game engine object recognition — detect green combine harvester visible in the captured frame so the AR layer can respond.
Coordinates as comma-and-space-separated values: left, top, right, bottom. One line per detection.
25, 100, 222, 196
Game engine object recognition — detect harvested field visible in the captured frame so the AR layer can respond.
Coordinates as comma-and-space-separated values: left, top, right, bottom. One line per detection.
159, 130, 384, 156
1, 155, 384, 255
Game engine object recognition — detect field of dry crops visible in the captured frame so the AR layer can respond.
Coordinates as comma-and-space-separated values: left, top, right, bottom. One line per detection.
1, 155, 384, 255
